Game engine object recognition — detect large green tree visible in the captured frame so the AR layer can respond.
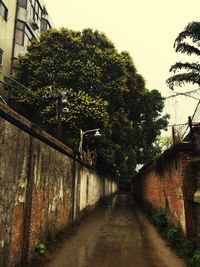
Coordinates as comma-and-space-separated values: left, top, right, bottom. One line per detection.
12, 28, 168, 177
167, 22, 200, 89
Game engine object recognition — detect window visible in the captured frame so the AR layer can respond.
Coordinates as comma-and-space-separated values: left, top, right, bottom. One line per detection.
41, 18, 50, 32
0, 48, 3, 65
35, 1, 38, 13
24, 26, 34, 47
18, 0, 27, 9
0, 1, 8, 21
42, 7, 48, 16
15, 20, 25, 45
30, 0, 42, 23
15, 20, 34, 46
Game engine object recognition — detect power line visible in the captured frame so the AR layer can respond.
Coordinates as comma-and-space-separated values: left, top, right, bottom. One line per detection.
165, 93, 200, 101
0, 71, 198, 135
162, 123, 188, 127
0, 71, 31, 92
164, 88, 200, 101
181, 100, 200, 138
137, 122, 188, 131
0, 80, 33, 97
191, 100, 200, 120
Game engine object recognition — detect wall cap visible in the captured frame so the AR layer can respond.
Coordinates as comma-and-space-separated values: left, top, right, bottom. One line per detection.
0, 102, 119, 174
133, 143, 193, 180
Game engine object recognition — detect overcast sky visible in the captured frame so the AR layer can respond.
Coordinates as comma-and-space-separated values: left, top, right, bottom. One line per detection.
44, 0, 200, 125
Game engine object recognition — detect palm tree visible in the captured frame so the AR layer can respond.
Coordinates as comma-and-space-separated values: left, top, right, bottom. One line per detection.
167, 22, 200, 90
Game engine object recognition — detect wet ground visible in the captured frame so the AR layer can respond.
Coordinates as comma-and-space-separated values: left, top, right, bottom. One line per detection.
40, 193, 186, 267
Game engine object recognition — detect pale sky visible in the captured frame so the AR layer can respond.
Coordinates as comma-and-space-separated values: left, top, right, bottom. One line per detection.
44, 0, 200, 126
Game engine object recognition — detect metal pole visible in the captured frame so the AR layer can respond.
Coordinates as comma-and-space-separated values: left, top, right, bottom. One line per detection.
78, 128, 100, 159
188, 116, 195, 148
78, 129, 83, 158
172, 126, 176, 144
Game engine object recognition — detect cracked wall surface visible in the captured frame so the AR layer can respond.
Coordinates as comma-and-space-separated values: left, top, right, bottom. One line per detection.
0, 103, 117, 267
132, 145, 193, 235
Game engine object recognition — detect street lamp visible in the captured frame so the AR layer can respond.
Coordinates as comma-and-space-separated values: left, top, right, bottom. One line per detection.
78, 128, 101, 158
44, 89, 74, 140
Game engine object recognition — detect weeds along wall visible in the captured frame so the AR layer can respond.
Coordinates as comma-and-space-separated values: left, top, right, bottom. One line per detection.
132, 144, 194, 236
0, 102, 117, 267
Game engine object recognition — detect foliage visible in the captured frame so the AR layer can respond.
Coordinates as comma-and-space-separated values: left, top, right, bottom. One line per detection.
167, 21, 200, 90
151, 210, 168, 231
189, 250, 200, 267
12, 28, 168, 177
179, 239, 195, 260
166, 226, 182, 247
153, 135, 172, 153
142, 201, 168, 231
141, 200, 196, 266
35, 242, 46, 255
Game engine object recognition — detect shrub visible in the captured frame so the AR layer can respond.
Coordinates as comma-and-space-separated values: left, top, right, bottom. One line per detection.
140, 200, 197, 265
189, 250, 200, 267
178, 239, 194, 259
166, 226, 182, 247
151, 210, 168, 231
35, 242, 46, 255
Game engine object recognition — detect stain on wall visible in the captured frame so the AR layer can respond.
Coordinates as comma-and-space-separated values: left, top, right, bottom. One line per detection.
132, 144, 194, 235
0, 102, 117, 267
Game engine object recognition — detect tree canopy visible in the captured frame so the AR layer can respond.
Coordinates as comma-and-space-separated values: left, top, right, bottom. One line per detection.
13, 28, 168, 178
167, 21, 200, 89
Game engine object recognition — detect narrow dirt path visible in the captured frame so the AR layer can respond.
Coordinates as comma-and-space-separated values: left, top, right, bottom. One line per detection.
38, 193, 186, 267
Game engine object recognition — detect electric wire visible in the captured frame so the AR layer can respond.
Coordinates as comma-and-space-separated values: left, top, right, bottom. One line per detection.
0, 70, 31, 92
164, 88, 200, 101
0, 70, 198, 136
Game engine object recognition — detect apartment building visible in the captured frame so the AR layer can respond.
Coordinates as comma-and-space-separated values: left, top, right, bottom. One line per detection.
0, 0, 16, 78
0, 0, 53, 92
12, 0, 53, 74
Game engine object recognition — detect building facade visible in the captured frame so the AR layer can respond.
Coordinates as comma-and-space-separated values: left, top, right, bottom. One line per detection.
0, 0, 53, 94
0, 0, 16, 79
12, 0, 53, 74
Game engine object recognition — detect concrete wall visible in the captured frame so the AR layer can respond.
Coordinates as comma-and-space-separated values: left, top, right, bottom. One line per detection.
132, 144, 194, 235
0, 102, 117, 267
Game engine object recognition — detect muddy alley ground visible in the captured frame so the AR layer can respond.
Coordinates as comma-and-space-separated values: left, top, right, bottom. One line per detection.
39, 193, 186, 267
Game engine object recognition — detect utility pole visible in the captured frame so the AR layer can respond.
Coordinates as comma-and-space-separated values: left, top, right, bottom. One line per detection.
56, 97, 62, 140
172, 126, 176, 144
188, 116, 195, 148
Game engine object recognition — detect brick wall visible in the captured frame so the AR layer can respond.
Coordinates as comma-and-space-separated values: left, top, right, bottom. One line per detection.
132, 144, 194, 234
0, 102, 117, 267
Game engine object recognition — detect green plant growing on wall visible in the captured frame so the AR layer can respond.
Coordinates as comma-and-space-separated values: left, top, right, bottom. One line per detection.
141, 200, 196, 265
166, 226, 182, 247
35, 242, 46, 255
173, 128, 185, 144
151, 210, 168, 231
189, 250, 200, 267
153, 135, 172, 153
